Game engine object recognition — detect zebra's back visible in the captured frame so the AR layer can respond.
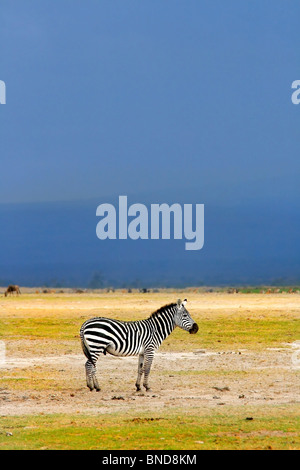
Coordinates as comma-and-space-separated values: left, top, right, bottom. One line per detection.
80, 317, 145, 362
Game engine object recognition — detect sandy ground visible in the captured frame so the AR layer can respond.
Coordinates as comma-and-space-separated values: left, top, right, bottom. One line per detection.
0, 347, 299, 416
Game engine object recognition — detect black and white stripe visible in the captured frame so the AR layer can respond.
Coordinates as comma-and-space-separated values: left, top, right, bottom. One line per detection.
80, 298, 198, 391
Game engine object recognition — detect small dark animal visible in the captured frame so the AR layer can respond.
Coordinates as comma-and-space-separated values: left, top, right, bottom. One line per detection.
4, 285, 21, 297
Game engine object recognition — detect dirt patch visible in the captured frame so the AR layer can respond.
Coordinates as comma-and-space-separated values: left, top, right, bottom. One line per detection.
0, 347, 299, 416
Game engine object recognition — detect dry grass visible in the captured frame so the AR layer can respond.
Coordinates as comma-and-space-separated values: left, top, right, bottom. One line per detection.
0, 290, 299, 449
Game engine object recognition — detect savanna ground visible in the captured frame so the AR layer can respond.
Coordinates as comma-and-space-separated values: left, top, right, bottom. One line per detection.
0, 289, 299, 450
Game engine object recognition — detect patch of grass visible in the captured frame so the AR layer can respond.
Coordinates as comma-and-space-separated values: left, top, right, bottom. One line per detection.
161, 316, 300, 351
0, 318, 79, 341
1, 312, 299, 355
0, 367, 63, 392
239, 287, 300, 294
0, 408, 299, 450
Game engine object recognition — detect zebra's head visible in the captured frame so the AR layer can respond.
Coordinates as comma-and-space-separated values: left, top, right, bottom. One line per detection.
174, 299, 199, 334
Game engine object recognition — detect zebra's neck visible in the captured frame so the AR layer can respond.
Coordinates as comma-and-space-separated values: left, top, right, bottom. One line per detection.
145, 304, 177, 343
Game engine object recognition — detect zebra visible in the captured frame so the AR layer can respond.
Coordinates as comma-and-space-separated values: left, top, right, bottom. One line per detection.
80, 298, 198, 392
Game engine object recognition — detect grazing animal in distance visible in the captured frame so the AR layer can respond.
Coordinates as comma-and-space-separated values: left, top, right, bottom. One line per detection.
80, 299, 198, 392
4, 285, 21, 297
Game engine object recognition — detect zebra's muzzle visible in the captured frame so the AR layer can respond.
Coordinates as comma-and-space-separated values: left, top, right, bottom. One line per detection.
189, 323, 199, 334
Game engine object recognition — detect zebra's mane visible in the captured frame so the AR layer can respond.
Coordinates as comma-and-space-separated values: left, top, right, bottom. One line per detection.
149, 302, 177, 319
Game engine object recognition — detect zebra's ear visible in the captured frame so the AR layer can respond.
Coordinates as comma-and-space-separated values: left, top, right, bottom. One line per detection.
177, 298, 187, 308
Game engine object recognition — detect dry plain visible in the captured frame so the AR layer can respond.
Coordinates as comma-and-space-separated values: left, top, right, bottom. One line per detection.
0, 290, 299, 449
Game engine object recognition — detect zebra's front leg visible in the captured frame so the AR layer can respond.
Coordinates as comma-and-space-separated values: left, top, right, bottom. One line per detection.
135, 352, 144, 391
143, 351, 154, 391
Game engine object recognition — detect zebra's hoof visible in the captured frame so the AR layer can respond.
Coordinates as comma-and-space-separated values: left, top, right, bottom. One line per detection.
135, 385, 141, 392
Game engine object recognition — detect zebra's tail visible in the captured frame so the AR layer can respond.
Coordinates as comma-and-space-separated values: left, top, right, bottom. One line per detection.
80, 321, 95, 365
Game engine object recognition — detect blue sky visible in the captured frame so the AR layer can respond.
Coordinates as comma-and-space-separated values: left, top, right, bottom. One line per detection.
0, 1, 299, 286
1, 0, 299, 205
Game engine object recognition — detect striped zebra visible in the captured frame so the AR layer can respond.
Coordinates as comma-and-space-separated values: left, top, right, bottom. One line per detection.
80, 299, 198, 392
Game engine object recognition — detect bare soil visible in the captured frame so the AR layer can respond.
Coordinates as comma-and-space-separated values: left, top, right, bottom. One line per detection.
0, 347, 299, 416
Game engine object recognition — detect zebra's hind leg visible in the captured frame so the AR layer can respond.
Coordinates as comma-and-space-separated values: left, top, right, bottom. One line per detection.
85, 360, 94, 391
85, 360, 101, 392
135, 352, 144, 391
92, 365, 101, 392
